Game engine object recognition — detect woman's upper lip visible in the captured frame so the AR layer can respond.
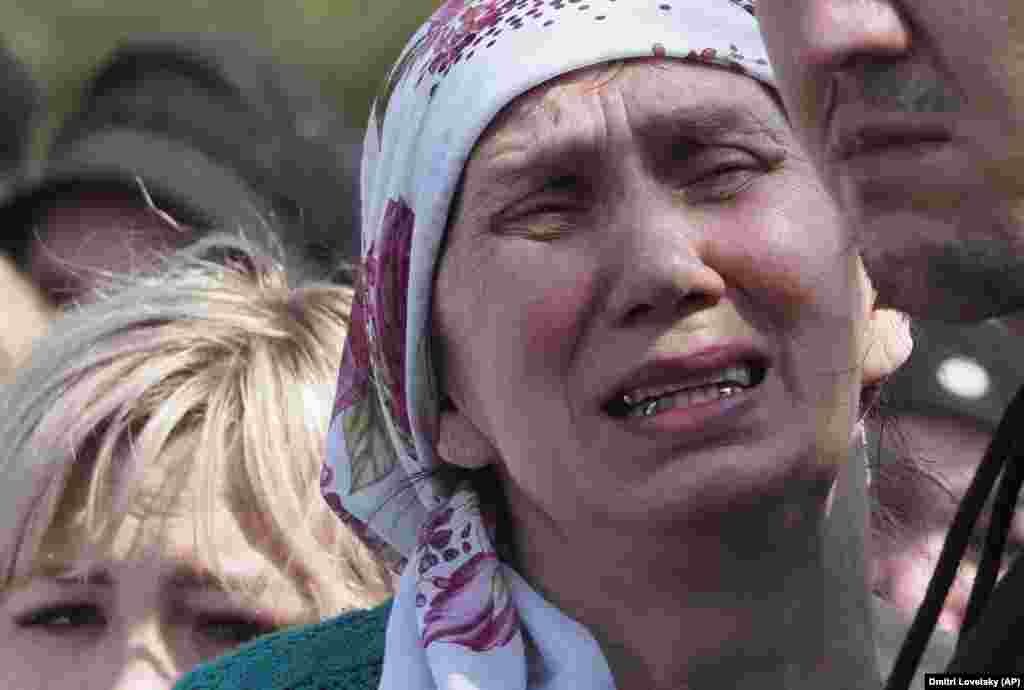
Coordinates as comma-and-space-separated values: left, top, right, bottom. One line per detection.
601, 343, 771, 411
827, 110, 953, 163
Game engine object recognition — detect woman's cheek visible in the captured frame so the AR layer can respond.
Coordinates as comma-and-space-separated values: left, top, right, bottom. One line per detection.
496, 248, 598, 362
518, 273, 597, 362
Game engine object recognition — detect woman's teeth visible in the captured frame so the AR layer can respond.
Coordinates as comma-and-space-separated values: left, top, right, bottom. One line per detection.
621, 364, 753, 407
616, 362, 757, 419
626, 382, 745, 418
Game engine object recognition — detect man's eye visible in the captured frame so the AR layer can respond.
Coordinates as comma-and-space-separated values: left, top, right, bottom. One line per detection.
544, 174, 580, 192
196, 615, 277, 647
14, 603, 105, 630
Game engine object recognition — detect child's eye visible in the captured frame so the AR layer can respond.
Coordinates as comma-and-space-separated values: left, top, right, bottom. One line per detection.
14, 603, 106, 631
196, 614, 277, 647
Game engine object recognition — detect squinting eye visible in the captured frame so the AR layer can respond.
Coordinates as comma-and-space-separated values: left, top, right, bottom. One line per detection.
496, 185, 587, 241
196, 615, 277, 647
14, 603, 105, 631
683, 164, 762, 203
545, 174, 579, 192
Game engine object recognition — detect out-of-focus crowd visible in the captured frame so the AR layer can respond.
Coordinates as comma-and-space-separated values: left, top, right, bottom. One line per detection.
0, 33, 388, 689
0, 9, 1019, 688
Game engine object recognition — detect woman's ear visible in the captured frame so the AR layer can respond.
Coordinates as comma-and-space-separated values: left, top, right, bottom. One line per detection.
437, 395, 498, 470
863, 307, 913, 386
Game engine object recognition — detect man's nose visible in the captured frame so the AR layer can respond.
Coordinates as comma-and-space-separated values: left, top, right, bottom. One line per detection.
796, 0, 911, 73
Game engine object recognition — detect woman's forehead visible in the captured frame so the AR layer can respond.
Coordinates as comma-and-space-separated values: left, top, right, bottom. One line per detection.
468, 58, 786, 184
470, 58, 785, 169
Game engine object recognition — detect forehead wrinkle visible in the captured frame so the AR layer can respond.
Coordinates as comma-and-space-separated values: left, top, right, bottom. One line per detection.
477, 129, 614, 206
636, 98, 787, 148
473, 70, 789, 193
471, 69, 615, 183
622, 60, 791, 147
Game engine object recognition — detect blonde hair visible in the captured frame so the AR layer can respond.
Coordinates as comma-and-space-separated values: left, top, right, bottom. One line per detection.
0, 234, 392, 619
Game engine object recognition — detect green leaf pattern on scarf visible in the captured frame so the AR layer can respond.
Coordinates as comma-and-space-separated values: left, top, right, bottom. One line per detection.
342, 390, 400, 494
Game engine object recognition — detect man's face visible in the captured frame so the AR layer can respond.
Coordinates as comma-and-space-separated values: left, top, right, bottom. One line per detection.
25, 188, 193, 308
757, 0, 1024, 321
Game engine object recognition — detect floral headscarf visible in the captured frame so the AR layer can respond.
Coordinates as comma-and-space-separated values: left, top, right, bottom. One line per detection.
323, 1, 773, 687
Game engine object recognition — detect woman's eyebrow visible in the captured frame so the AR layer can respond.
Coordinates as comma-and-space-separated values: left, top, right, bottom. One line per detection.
476, 132, 590, 187
477, 101, 782, 186
637, 102, 785, 146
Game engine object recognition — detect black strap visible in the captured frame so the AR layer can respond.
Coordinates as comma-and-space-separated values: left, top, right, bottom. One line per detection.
946, 553, 1024, 671
884, 384, 1024, 688
958, 452, 1024, 638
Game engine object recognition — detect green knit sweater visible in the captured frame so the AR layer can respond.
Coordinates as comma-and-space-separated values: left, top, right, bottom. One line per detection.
171, 600, 392, 690
172, 595, 954, 690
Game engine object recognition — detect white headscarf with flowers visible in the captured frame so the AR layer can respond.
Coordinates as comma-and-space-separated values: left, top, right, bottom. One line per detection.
323, 1, 773, 687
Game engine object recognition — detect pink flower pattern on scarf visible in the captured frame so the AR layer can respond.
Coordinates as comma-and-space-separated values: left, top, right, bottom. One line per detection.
415, 504, 519, 652
366, 198, 415, 436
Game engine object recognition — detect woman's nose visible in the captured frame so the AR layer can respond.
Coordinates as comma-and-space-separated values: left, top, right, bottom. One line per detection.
604, 216, 727, 329
797, 0, 911, 74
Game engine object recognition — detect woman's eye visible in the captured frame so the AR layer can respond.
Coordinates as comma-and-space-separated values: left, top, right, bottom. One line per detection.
496, 202, 582, 241
196, 615, 277, 647
683, 164, 762, 203
14, 603, 105, 631
493, 174, 589, 240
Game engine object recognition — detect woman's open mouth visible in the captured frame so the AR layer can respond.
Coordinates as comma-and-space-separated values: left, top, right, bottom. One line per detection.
603, 359, 768, 419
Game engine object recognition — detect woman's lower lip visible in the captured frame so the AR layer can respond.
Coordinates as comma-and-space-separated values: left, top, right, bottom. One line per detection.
615, 385, 758, 438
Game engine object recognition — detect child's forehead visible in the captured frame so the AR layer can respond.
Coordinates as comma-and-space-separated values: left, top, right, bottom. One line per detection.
20, 503, 273, 589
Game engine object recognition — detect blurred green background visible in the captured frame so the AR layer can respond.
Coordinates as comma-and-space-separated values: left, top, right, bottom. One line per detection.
3, 0, 440, 157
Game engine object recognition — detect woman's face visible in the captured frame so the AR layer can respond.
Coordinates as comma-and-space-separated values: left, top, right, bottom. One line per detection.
0, 462, 311, 690
434, 59, 873, 532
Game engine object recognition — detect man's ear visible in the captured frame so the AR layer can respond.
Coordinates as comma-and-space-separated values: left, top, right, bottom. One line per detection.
437, 396, 498, 470
863, 307, 913, 386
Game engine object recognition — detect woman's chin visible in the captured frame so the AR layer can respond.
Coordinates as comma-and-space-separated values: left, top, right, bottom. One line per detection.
597, 435, 836, 535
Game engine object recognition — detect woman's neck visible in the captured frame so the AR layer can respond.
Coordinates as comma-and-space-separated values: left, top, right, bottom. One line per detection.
508, 455, 880, 689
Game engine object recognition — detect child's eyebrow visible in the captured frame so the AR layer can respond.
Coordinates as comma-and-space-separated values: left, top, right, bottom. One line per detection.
165, 562, 269, 596
9, 559, 268, 596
